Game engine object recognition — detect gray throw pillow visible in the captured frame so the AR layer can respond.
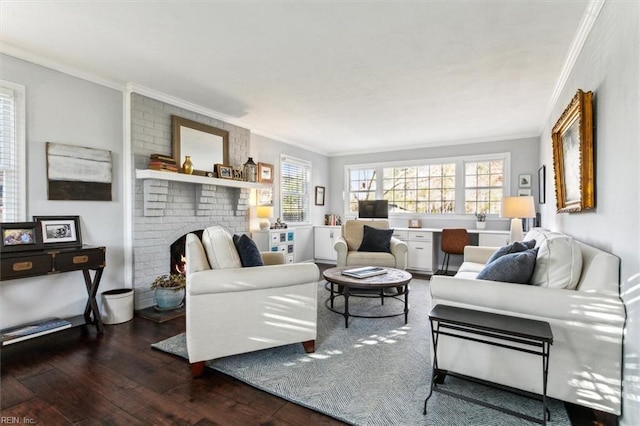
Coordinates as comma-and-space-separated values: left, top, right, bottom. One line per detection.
487, 240, 536, 264
358, 225, 394, 253
477, 247, 539, 284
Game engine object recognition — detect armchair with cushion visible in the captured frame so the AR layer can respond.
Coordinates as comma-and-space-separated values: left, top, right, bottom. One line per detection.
334, 219, 408, 269
185, 225, 319, 377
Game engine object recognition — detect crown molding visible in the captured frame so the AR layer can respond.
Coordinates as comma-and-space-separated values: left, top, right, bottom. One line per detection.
125, 83, 330, 156
541, 0, 605, 128
328, 132, 541, 157
1, 43, 125, 92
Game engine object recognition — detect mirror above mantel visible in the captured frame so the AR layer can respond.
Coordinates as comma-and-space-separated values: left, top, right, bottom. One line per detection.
172, 115, 229, 175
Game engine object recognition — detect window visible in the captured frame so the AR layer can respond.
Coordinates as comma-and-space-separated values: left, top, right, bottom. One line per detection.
0, 82, 26, 222
280, 155, 311, 223
345, 154, 509, 217
464, 159, 505, 215
383, 164, 456, 213
348, 168, 376, 214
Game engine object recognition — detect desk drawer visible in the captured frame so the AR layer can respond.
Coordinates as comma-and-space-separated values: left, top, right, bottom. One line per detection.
408, 230, 432, 241
55, 248, 105, 272
1, 254, 53, 279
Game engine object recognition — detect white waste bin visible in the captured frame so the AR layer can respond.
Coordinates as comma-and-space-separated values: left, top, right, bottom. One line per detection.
102, 289, 134, 324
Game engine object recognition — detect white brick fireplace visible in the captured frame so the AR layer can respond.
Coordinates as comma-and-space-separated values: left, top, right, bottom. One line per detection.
131, 93, 252, 309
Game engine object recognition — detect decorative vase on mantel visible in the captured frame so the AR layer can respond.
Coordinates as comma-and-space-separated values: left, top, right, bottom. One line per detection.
182, 156, 193, 174
243, 157, 257, 182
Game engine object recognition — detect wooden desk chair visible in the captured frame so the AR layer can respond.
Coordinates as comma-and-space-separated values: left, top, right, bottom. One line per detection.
439, 228, 470, 275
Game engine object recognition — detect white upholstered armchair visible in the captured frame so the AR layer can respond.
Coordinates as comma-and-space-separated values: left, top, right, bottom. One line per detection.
334, 219, 408, 269
185, 226, 319, 377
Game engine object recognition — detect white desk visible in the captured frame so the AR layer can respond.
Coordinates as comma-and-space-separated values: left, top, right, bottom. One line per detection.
314, 226, 509, 273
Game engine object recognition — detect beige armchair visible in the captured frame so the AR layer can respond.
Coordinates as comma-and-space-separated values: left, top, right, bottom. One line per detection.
185, 226, 319, 377
334, 219, 408, 269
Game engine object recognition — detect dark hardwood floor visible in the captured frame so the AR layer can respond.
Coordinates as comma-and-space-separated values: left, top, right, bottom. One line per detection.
1, 311, 614, 425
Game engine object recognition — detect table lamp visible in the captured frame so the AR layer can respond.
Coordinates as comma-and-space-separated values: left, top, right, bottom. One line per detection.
501, 196, 536, 243
256, 205, 274, 230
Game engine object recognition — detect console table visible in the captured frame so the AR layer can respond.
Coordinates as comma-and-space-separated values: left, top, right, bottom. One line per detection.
1, 245, 106, 343
423, 304, 553, 425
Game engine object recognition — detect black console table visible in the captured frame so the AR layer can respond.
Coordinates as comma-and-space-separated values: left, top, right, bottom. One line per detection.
1, 245, 106, 344
423, 304, 553, 425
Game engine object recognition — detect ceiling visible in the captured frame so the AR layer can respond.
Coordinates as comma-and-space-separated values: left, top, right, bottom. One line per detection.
0, 1, 591, 156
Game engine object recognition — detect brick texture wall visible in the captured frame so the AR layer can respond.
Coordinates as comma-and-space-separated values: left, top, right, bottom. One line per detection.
131, 94, 251, 309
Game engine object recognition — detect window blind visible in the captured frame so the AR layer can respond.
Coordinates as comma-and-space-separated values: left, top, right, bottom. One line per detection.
0, 86, 17, 221
280, 155, 311, 223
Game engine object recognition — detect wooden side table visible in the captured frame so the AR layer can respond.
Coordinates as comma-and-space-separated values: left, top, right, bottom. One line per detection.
1, 245, 107, 344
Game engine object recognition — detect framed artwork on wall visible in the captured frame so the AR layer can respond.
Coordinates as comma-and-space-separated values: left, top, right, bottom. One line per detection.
551, 89, 594, 213
538, 165, 546, 204
315, 186, 325, 206
518, 174, 532, 188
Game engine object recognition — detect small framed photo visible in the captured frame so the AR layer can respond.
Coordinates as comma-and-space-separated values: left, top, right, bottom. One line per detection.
1, 222, 43, 252
215, 164, 233, 179
258, 162, 274, 183
518, 188, 532, 196
33, 216, 82, 249
408, 219, 422, 228
315, 186, 325, 206
518, 174, 532, 188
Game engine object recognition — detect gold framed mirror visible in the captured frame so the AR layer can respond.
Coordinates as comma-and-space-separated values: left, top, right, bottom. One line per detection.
171, 115, 229, 175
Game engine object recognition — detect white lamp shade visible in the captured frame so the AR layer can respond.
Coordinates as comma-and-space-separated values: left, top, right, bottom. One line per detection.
501, 196, 535, 243
256, 205, 274, 218
501, 196, 536, 219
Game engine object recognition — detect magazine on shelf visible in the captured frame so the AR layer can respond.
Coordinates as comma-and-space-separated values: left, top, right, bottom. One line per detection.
341, 266, 388, 279
1, 318, 72, 345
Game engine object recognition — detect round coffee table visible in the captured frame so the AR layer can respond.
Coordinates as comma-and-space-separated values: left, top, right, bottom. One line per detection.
322, 266, 412, 328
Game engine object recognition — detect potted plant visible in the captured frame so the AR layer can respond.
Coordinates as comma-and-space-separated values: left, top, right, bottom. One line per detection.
151, 273, 186, 311
475, 212, 487, 230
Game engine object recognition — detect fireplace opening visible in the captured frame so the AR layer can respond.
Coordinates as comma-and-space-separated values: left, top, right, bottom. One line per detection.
170, 230, 204, 275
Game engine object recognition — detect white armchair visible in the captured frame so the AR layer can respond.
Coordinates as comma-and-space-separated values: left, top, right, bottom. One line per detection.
185, 226, 319, 377
334, 219, 408, 269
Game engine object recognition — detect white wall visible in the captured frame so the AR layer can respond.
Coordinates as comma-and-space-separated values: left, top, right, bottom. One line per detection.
250, 133, 331, 228
0, 55, 125, 328
538, 2, 640, 424
328, 136, 540, 229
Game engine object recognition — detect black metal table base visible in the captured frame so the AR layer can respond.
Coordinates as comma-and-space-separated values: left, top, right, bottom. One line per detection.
423, 305, 553, 425
324, 281, 409, 328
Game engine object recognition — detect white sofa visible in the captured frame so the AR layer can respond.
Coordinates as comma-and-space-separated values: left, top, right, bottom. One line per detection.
429, 228, 626, 416
184, 226, 319, 377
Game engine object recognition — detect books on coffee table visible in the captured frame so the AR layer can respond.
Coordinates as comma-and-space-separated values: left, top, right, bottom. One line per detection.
341, 266, 388, 279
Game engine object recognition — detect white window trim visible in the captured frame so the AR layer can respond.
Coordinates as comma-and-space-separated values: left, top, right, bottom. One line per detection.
344, 152, 511, 220
0, 81, 26, 221
280, 154, 312, 225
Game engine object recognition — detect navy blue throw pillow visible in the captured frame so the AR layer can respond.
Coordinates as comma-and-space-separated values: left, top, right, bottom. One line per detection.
476, 247, 539, 284
233, 234, 264, 267
486, 239, 536, 264
358, 225, 394, 253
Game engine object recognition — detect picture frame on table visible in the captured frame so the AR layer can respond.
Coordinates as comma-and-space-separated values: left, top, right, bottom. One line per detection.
33, 216, 82, 249
215, 164, 233, 179
315, 186, 325, 206
258, 162, 274, 183
1, 222, 43, 252
551, 89, 594, 213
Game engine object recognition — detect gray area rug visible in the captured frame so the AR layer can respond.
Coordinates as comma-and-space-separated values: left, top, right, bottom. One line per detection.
152, 278, 570, 425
